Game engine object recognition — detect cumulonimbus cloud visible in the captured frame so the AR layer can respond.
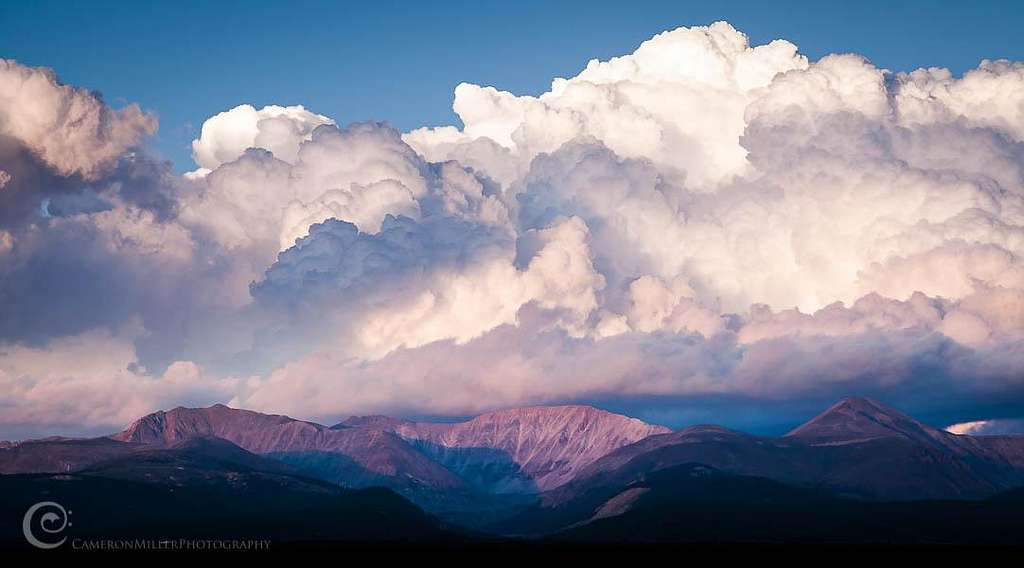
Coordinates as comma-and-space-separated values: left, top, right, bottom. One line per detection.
0, 59, 155, 180
1, 22, 1024, 436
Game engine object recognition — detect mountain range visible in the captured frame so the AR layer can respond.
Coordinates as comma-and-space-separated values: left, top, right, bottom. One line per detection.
3, 396, 1024, 546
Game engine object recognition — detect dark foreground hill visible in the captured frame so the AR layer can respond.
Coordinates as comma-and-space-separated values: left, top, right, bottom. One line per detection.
550, 463, 1024, 545
0, 437, 458, 550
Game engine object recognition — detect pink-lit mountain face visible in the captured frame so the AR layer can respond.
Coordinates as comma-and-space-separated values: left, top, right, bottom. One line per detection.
111, 405, 466, 491
109, 403, 668, 494
787, 397, 966, 448
787, 397, 1024, 467
344, 405, 671, 491
536, 397, 1024, 519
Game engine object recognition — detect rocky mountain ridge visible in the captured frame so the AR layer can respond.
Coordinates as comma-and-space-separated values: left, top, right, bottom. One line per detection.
5, 397, 1024, 531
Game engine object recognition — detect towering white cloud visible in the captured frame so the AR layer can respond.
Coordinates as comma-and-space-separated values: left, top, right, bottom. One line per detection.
235, 22, 1024, 424
0, 59, 156, 179
895, 60, 1024, 140
406, 22, 808, 189
3, 22, 1024, 436
189, 103, 335, 175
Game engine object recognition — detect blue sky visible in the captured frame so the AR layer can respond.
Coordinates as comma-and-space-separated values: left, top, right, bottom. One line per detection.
3, 0, 1023, 172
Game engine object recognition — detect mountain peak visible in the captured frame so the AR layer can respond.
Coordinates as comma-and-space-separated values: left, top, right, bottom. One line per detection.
390, 404, 671, 491
833, 396, 887, 412
111, 404, 306, 445
469, 404, 626, 422
786, 397, 950, 447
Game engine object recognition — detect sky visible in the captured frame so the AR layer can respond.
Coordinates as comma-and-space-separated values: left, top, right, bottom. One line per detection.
2, 0, 1024, 172
1, 2, 1024, 439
